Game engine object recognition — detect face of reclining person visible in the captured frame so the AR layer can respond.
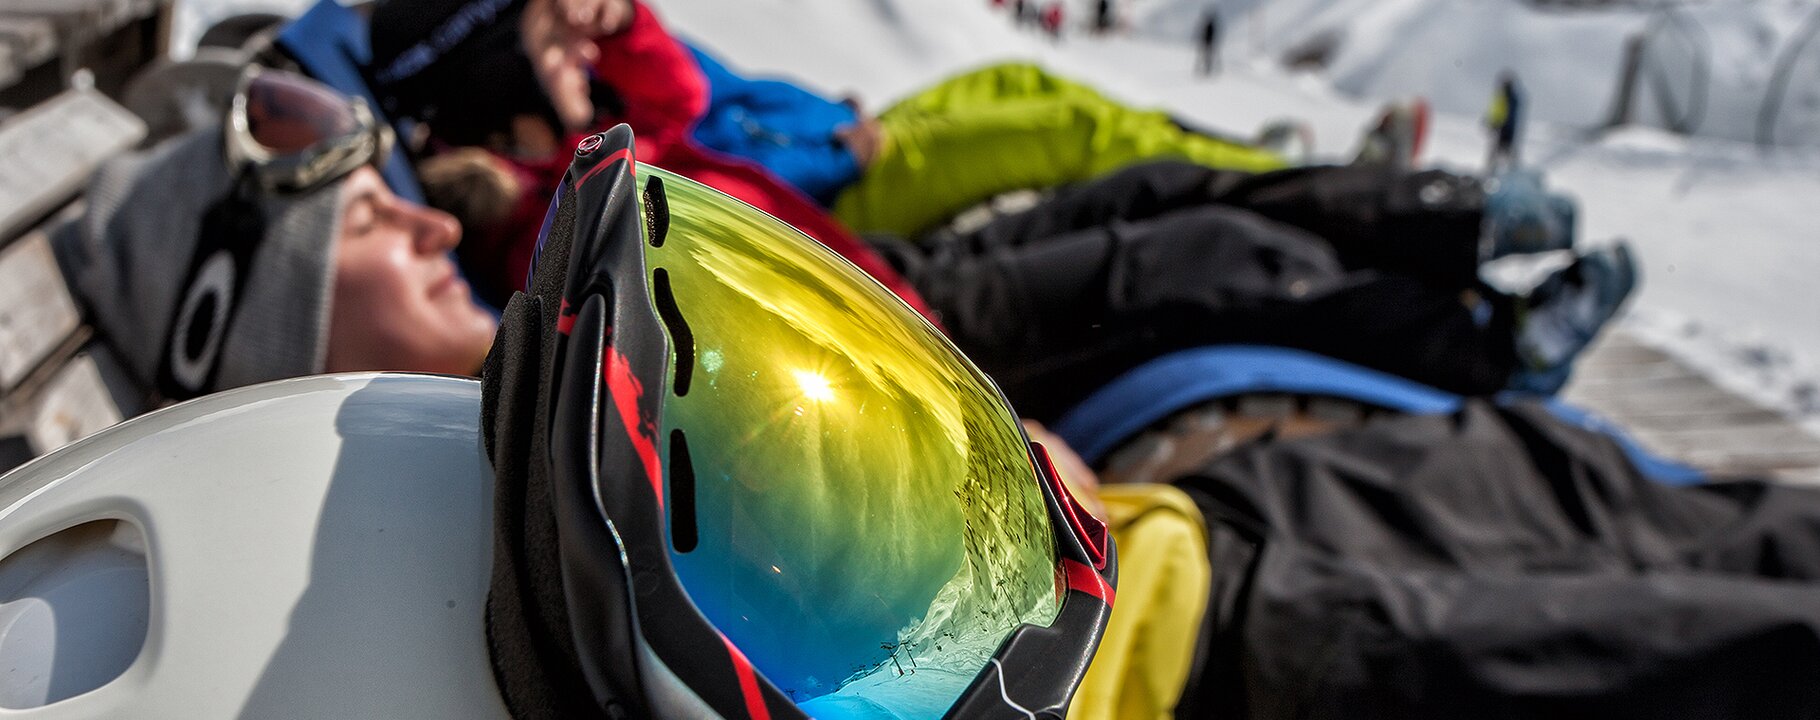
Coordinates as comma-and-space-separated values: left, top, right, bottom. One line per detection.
325, 167, 498, 376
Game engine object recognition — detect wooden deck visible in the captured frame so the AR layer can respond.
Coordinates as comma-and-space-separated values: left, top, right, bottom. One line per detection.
1561, 330, 1820, 484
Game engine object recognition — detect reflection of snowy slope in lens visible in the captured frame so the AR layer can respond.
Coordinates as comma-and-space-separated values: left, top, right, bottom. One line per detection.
798, 408, 1060, 719
800, 549, 1060, 720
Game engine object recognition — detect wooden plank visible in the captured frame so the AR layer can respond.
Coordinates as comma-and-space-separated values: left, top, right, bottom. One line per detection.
1684, 452, 1820, 476
19, 352, 121, 455
1567, 359, 1695, 385
1624, 438, 1820, 476
1565, 341, 1685, 377
1570, 341, 1672, 369
1630, 423, 1820, 455
0, 88, 144, 243
1771, 467, 1820, 486
0, 0, 164, 40
1564, 372, 1715, 400
1564, 329, 1820, 482
1593, 407, 1789, 433
0, 18, 57, 63
1565, 386, 1770, 419
0, 227, 81, 391
0, 16, 56, 90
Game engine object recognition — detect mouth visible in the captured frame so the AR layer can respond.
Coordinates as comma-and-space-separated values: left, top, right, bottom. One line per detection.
430, 265, 466, 298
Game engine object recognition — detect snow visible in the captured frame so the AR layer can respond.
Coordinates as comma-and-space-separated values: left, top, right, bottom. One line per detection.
169, 0, 317, 59
1120, 0, 1820, 145
175, 0, 1820, 431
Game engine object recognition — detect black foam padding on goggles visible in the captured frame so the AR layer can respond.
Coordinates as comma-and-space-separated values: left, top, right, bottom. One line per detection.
478, 129, 626, 720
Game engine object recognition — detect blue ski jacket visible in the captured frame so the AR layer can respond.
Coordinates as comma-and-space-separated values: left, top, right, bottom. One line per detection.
686, 43, 862, 205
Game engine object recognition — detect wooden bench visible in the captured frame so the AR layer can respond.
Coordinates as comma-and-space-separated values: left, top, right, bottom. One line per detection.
0, 88, 148, 471
0, 0, 170, 112
0, 0, 174, 471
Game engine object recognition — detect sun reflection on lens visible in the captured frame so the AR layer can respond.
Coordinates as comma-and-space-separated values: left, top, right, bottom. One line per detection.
792, 369, 835, 403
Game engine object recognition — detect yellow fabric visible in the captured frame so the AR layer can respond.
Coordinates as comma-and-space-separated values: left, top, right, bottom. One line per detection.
1485, 93, 1509, 130
833, 63, 1287, 238
1067, 484, 1213, 720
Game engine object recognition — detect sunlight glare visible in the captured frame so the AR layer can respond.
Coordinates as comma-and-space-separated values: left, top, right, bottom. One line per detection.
793, 369, 836, 403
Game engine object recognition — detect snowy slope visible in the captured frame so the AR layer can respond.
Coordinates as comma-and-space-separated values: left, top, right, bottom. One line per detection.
658, 0, 1052, 104
1120, 0, 1817, 144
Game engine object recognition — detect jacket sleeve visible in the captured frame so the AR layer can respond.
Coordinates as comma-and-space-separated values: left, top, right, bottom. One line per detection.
748, 131, 861, 206
833, 62, 1284, 237
685, 43, 863, 204
588, 2, 708, 162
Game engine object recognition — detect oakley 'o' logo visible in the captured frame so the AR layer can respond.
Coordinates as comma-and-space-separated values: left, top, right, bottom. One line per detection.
168, 250, 236, 394
576, 134, 604, 155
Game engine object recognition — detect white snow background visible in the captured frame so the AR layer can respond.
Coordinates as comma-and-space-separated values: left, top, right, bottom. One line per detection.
175, 0, 1820, 431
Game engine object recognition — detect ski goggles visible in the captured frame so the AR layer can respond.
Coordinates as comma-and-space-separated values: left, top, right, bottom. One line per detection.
533, 126, 1115, 719
225, 65, 392, 194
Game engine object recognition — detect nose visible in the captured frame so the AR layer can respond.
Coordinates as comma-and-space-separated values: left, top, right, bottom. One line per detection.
407, 202, 463, 255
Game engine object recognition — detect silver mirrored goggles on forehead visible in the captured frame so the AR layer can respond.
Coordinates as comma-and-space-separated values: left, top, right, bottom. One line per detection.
225, 64, 394, 194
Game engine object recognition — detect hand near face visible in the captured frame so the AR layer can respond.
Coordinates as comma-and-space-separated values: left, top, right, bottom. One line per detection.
553, 0, 635, 37
521, 0, 603, 131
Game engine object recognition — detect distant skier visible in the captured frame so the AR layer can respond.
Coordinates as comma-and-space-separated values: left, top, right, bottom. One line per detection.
1095, 0, 1114, 34
1355, 97, 1430, 169
1012, 0, 1030, 27
1484, 71, 1524, 174
1042, 2, 1065, 39
1197, 10, 1221, 76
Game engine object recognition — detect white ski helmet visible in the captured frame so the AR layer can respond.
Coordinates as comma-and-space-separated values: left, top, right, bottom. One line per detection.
0, 373, 510, 718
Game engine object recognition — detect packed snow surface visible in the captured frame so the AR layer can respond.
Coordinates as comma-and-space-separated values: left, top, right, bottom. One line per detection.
176, 0, 1820, 430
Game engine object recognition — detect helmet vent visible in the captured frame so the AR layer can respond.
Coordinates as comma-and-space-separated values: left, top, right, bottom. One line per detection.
651, 268, 695, 397
0, 519, 150, 708
668, 429, 699, 553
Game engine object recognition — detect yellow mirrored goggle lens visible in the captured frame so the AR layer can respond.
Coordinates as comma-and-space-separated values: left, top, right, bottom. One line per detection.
639, 165, 1061, 718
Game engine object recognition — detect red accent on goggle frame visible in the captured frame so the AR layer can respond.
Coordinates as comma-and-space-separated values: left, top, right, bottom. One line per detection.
719, 632, 773, 720
1032, 442, 1109, 571
1063, 558, 1114, 606
603, 341, 664, 513
576, 147, 636, 189
557, 298, 576, 335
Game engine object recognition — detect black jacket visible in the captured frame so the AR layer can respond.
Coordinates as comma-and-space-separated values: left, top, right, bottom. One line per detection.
1174, 400, 1820, 719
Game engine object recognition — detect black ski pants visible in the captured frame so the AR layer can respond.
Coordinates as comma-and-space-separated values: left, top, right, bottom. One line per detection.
873, 160, 1516, 422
